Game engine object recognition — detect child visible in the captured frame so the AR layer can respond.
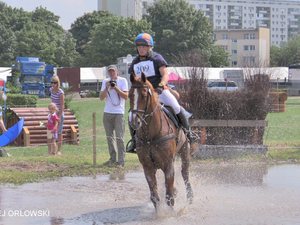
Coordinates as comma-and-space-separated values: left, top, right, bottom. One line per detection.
47, 103, 59, 155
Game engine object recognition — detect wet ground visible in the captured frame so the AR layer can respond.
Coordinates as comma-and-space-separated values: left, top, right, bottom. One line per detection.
0, 162, 300, 225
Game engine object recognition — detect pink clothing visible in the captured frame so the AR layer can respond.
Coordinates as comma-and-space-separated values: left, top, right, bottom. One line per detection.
47, 113, 59, 130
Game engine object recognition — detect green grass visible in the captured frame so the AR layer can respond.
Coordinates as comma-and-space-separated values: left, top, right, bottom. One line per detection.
1, 96, 300, 184
1, 97, 140, 184
264, 96, 300, 160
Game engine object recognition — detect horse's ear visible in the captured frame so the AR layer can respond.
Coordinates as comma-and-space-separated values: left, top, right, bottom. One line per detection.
130, 72, 135, 83
141, 72, 146, 83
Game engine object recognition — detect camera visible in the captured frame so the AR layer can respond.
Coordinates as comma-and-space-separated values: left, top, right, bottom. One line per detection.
109, 80, 117, 87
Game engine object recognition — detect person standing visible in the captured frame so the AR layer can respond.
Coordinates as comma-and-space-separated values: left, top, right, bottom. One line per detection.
100, 65, 128, 167
0, 90, 7, 133
46, 103, 59, 155
50, 75, 65, 155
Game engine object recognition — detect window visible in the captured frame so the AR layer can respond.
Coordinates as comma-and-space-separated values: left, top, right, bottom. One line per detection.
232, 61, 237, 66
244, 33, 249, 39
222, 33, 229, 39
243, 56, 256, 65
232, 39, 237, 43
244, 45, 249, 51
221, 45, 228, 51
250, 33, 256, 39
232, 49, 237, 54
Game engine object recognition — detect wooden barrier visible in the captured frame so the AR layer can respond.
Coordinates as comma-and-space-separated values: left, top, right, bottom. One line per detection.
191, 119, 267, 145
190, 119, 268, 159
7, 108, 79, 146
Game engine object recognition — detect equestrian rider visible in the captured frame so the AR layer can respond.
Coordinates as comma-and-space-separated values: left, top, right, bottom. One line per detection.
126, 33, 192, 153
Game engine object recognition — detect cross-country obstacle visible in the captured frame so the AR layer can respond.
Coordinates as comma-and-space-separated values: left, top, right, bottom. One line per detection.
7, 108, 79, 146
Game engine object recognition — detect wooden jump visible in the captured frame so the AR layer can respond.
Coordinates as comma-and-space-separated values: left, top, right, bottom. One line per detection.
191, 119, 267, 145
7, 108, 79, 146
190, 119, 268, 159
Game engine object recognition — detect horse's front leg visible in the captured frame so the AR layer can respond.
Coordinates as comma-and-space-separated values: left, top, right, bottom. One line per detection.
163, 161, 176, 207
143, 165, 160, 210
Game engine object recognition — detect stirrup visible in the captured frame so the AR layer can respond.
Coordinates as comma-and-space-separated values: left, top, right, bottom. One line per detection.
189, 130, 200, 143
126, 139, 136, 153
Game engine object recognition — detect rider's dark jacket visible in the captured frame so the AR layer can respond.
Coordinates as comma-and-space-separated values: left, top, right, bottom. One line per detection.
128, 51, 168, 89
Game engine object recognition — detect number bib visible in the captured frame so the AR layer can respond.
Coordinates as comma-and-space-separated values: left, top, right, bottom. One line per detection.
133, 60, 155, 77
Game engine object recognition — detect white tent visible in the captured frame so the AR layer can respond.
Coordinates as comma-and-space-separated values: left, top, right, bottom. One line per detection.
80, 68, 106, 83
0, 67, 11, 81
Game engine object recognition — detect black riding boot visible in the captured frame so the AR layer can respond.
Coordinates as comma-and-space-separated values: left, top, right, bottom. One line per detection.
177, 108, 193, 143
126, 125, 136, 153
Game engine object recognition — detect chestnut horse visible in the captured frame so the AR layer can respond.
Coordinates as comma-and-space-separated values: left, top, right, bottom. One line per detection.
129, 73, 193, 210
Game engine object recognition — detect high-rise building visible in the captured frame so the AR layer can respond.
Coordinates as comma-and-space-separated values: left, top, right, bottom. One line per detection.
189, 0, 300, 46
98, 0, 143, 20
215, 28, 270, 67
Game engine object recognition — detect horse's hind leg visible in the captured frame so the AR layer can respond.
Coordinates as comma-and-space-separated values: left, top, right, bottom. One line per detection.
180, 144, 193, 204
143, 166, 160, 210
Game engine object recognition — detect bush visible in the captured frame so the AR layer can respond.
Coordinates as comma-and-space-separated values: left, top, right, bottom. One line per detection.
5, 94, 38, 108
86, 90, 99, 98
181, 69, 271, 145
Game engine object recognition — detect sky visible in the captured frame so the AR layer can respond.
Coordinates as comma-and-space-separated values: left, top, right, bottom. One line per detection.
1, 0, 97, 29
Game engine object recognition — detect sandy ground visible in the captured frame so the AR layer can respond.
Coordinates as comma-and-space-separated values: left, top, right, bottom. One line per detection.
0, 162, 299, 225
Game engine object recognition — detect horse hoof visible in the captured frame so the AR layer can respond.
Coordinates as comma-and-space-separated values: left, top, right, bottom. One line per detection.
173, 188, 178, 198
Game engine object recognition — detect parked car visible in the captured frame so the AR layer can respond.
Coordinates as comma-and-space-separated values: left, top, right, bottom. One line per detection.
208, 81, 238, 91
79, 90, 90, 98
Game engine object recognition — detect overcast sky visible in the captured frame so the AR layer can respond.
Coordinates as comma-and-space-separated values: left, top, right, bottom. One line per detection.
2, 0, 97, 29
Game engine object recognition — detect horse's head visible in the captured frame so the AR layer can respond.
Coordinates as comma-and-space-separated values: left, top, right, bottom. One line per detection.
129, 72, 158, 130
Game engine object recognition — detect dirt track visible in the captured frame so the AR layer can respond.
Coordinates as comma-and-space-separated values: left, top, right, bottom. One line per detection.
0, 162, 300, 225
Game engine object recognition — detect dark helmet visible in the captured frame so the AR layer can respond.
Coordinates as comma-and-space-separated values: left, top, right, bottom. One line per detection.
134, 33, 154, 47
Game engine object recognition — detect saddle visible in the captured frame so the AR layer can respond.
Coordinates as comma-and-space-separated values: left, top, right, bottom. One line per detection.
162, 105, 180, 128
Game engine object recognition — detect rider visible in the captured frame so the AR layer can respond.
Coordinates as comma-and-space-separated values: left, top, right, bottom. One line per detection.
126, 32, 193, 153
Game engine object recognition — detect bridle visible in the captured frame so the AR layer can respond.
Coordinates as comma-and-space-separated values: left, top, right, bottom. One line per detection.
130, 84, 160, 128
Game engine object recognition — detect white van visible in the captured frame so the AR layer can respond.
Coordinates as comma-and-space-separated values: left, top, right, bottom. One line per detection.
207, 81, 238, 91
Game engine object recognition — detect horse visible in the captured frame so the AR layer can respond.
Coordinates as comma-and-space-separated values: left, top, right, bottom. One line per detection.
129, 72, 193, 210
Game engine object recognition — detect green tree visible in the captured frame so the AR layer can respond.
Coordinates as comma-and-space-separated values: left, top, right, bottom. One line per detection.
83, 16, 152, 66
146, 0, 215, 63
69, 11, 113, 55
0, 24, 16, 66
0, 3, 78, 67
270, 37, 300, 66
209, 45, 229, 67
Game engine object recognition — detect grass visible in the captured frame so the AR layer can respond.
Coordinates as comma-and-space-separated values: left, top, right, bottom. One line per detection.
0, 96, 300, 184
264, 96, 300, 160
0, 97, 141, 184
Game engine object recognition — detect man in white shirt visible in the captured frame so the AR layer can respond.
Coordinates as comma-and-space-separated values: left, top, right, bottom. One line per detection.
100, 65, 129, 167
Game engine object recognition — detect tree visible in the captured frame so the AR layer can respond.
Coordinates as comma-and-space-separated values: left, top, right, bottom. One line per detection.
82, 16, 152, 66
209, 45, 229, 67
145, 0, 216, 63
270, 36, 300, 66
69, 11, 113, 55
0, 24, 16, 66
0, 3, 78, 67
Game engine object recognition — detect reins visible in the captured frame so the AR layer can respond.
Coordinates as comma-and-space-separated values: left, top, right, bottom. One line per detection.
130, 83, 176, 146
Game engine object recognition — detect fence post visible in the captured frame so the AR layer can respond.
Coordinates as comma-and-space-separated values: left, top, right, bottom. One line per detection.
92, 112, 96, 167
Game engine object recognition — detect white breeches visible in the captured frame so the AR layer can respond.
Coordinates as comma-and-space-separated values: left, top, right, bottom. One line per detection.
159, 89, 181, 114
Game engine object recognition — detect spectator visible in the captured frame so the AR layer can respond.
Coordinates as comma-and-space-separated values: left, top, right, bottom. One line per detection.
100, 65, 128, 167
46, 103, 59, 155
0, 90, 7, 133
50, 76, 65, 155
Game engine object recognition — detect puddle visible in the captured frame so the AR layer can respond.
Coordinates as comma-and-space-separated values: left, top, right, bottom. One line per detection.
0, 163, 299, 225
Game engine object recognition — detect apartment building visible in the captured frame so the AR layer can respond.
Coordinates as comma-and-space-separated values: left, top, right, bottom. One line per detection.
98, 0, 143, 20
189, 0, 300, 46
215, 28, 270, 67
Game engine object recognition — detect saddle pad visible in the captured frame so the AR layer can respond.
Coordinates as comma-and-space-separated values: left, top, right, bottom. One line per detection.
162, 106, 179, 128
